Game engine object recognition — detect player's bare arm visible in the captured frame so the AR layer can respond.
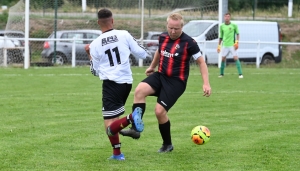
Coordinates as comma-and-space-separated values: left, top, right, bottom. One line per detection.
146, 49, 160, 76
84, 44, 92, 60
196, 56, 211, 97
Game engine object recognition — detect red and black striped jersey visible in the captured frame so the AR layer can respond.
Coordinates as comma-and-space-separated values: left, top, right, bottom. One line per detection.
158, 32, 202, 81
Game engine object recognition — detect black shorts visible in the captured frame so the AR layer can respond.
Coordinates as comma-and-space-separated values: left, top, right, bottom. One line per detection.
102, 80, 132, 119
142, 72, 187, 111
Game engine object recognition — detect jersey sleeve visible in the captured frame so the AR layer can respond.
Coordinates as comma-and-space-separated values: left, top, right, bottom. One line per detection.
89, 41, 100, 71
219, 24, 223, 39
189, 39, 202, 60
125, 31, 148, 59
234, 23, 239, 35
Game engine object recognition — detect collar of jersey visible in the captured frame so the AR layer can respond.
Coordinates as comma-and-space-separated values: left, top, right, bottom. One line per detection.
103, 29, 114, 33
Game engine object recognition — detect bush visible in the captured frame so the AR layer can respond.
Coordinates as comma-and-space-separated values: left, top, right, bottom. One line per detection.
30, 29, 50, 38
0, 10, 8, 29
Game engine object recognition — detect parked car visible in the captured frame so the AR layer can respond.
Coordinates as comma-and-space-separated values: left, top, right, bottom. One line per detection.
144, 31, 161, 55
41, 30, 102, 65
0, 36, 16, 65
0, 30, 29, 63
182, 20, 282, 64
41, 29, 153, 66
122, 31, 161, 66
140, 31, 161, 66
128, 31, 161, 66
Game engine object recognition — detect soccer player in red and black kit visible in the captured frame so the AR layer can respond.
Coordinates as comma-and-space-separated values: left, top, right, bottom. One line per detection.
117, 13, 211, 152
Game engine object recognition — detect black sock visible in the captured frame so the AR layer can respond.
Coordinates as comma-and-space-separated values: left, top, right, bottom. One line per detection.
159, 120, 172, 145
132, 103, 146, 118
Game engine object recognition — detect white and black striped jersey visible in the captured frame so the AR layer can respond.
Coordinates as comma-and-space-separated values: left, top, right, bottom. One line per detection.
89, 29, 148, 83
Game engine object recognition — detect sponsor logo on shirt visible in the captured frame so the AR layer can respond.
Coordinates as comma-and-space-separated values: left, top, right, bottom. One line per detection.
161, 50, 179, 58
102, 35, 119, 46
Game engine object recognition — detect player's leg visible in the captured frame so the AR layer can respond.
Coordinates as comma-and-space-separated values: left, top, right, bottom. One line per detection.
101, 81, 135, 160
121, 103, 146, 138
107, 107, 143, 134
120, 72, 159, 139
106, 83, 143, 135
104, 118, 125, 160
156, 75, 186, 153
155, 103, 173, 152
119, 82, 155, 139
219, 47, 229, 77
231, 47, 243, 78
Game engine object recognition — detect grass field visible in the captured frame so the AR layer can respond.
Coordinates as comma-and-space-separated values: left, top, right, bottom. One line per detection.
0, 66, 299, 171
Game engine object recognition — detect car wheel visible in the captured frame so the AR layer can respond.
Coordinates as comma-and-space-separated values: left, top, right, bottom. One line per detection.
6, 49, 19, 64
50, 54, 66, 65
12, 49, 24, 63
261, 54, 275, 65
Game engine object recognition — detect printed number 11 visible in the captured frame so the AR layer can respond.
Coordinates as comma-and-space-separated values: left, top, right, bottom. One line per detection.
105, 47, 121, 66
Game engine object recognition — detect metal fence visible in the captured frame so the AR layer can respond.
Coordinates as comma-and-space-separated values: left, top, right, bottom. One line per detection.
0, 0, 300, 68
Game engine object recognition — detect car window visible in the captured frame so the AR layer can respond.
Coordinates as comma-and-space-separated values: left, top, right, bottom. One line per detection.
144, 33, 149, 39
151, 34, 160, 40
61, 32, 84, 44
85, 33, 100, 44
205, 24, 218, 41
183, 22, 212, 37
5, 33, 24, 38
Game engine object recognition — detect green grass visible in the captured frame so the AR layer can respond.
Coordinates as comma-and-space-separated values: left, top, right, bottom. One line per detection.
0, 66, 299, 171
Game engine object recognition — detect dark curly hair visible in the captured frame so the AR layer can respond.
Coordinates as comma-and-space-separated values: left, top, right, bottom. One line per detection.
98, 8, 112, 19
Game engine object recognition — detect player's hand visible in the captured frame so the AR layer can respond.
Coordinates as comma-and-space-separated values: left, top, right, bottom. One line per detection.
234, 41, 239, 50
145, 67, 155, 76
203, 84, 211, 97
217, 45, 221, 53
85, 44, 90, 54
90, 60, 98, 76
85, 44, 92, 60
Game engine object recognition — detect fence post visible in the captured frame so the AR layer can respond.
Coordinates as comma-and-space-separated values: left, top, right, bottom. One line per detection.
3, 37, 7, 67
72, 37, 76, 67
3, 48, 7, 67
139, 0, 145, 67
256, 40, 260, 68
288, 0, 293, 17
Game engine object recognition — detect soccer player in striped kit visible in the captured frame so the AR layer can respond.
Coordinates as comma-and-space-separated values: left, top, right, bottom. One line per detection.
119, 13, 211, 152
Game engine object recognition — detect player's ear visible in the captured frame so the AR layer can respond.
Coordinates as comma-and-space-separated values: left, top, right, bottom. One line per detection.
97, 19, 101, 26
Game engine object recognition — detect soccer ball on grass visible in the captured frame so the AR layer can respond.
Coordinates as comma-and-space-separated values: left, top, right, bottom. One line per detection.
191, 125, 210, 145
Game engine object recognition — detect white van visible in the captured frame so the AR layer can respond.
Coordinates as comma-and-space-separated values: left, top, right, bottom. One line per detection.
182, 20, 282, 64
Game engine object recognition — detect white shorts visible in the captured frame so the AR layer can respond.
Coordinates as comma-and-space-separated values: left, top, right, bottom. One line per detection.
221, 46, 238, 57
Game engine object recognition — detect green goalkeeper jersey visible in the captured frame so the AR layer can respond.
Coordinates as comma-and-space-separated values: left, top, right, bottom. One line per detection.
219, 22, 239, 47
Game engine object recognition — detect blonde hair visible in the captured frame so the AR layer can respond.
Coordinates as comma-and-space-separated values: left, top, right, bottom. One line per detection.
167, 13, 184, 26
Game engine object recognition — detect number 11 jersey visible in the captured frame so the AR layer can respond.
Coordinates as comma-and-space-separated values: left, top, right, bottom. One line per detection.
89, 29, 148, 84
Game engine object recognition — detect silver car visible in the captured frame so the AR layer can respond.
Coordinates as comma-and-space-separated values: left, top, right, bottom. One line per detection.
128, 31, 161, 66
42, 29, 154, 66
41, 30, 102, 65
144, 31, 161, 56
